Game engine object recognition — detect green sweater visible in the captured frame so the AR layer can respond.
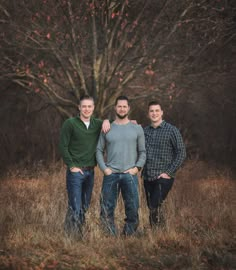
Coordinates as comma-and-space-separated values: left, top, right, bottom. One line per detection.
59, 116, 102, 168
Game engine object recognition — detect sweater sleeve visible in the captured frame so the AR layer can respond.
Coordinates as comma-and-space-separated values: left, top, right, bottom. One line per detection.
96, 132, 107, 171
59, 120, 74, 168
135, 126, 146, 168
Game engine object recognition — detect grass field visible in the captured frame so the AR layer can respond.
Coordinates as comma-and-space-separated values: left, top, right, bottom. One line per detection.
0, 161, 235, 269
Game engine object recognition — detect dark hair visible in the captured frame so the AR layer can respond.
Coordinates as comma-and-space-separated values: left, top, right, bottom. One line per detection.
79, 94, 94, 104
148, 100, 162, 109
115, 95, 129, 106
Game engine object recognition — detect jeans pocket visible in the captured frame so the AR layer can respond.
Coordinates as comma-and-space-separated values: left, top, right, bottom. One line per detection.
104, 173, 113, 177
158, 177, 174, 185
70, 171, 83, 176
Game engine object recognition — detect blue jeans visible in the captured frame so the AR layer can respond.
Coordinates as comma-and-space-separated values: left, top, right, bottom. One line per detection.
65, 169, 94, 233
100, 173, 139, 236
144, 177, 174, 227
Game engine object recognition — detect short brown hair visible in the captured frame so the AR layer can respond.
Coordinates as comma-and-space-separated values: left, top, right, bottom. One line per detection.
148, 100, 161, 109
115, 95, 129, 106
79, 95, 94, 104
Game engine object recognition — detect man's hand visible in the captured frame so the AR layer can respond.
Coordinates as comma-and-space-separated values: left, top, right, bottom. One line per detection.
124, 167, 139, 175
158, 173, 171, 179
104, 168, 113, 176
102, 119, 111, 133
70, 167, 84, 174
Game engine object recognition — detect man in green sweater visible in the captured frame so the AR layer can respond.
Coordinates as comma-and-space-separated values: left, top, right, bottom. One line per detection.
59, 95, 110, 235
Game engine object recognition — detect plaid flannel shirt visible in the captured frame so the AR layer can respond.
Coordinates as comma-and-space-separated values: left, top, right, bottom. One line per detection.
142, 121, 186, 181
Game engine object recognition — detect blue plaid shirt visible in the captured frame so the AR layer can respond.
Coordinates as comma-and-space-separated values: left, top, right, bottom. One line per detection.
142, 120, 186, 181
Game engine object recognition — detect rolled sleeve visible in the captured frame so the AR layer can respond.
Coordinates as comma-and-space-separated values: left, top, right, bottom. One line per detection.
165, 128, 186, 176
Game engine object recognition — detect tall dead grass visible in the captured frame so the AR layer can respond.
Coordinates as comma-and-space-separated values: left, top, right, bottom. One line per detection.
0, 161, 235, 269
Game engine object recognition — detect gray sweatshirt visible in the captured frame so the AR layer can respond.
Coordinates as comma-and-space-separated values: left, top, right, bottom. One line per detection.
96, 122, 146, 173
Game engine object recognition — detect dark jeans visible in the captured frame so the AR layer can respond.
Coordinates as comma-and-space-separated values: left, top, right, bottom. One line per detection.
65, 169, 94, 234
100, 173, 139, 236
144, 177, 174, 227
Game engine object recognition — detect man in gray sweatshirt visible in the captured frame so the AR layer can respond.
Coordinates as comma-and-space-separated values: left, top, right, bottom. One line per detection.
96, 96, 146, 236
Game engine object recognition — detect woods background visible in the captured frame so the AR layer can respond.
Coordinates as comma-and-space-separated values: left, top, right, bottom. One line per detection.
0, 1, 235, 269
0, 0, 236, 174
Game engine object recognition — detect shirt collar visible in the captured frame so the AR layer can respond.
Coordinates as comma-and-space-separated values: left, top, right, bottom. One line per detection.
150, 120, 166, 129
76, 115, 94, 123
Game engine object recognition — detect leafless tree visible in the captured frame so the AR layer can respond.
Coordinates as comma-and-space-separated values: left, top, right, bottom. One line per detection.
0, 0, 235, 117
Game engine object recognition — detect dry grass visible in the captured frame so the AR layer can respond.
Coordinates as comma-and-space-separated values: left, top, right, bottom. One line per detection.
0, 161, 235, 270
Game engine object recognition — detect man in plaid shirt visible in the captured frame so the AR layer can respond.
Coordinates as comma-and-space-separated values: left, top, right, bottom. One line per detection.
142, 101, 186, 228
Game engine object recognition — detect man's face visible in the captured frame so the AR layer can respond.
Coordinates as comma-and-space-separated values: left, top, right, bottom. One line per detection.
115, 100, 130, 119
148, 104, 163, 123
78, 99, 95, 120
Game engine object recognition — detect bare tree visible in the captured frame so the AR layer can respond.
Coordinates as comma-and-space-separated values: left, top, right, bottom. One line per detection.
1, 0, 234, 118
